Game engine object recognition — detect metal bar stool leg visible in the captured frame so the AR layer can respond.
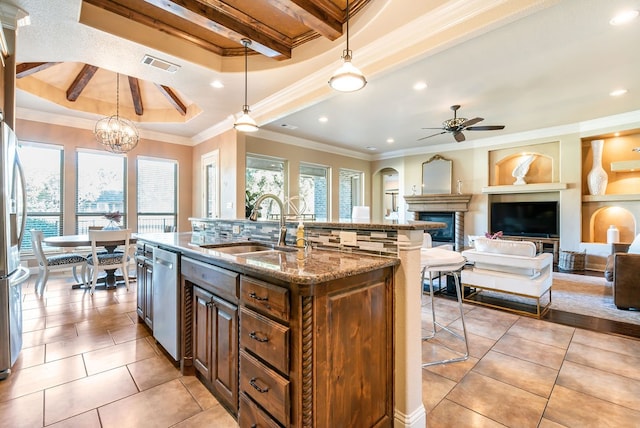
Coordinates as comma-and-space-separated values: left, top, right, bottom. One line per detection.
421, 263, 469, 367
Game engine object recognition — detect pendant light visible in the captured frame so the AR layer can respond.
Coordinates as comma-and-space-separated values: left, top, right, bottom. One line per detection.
328, 0, 367, 92
234, 39, 259, 132
94, 73, 139, 153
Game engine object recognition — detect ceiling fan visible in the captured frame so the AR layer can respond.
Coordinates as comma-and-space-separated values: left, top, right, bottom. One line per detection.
419, 105, 505, 142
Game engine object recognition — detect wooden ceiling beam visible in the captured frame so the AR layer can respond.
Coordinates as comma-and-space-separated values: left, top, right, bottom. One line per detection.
154, 83, 187, 116
144, 0, 292, 58
16, 62, 61, 78
83, 0, 224, 56
266, 0, 342, 40
66, 64, 99, 102
128, 76, 144, 116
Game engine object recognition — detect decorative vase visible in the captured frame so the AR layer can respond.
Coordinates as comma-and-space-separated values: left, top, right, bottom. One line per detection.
607, 225, 619, 244
587, 139, 608, 196
103, 220, 121, 230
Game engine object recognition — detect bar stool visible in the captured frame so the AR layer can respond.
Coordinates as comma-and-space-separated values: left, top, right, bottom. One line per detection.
420, 246, 469, 367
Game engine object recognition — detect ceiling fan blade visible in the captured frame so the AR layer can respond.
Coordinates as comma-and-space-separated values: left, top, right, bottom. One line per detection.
466, 125, 505, 131
460, 117, 483, 127
453, 131, 465, 142
418, 131, 447, 141
421, 127, 446, 130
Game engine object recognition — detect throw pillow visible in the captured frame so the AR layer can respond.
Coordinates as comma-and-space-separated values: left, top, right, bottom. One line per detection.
628, 233, 640, 254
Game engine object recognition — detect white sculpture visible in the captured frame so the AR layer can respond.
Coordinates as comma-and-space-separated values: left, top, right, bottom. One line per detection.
512, 154, 537, 185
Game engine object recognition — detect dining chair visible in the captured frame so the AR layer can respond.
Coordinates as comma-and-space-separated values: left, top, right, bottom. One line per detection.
86, 229, 132, 294
30, 229, 88, 295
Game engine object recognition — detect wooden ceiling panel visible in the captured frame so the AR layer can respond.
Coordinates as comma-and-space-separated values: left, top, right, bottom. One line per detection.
81, 0, 372, 61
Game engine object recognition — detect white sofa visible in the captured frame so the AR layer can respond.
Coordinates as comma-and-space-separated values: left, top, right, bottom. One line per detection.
461, 237, 553, 318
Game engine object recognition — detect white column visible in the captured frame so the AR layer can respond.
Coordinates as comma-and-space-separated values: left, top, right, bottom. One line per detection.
393, 229, 426, 428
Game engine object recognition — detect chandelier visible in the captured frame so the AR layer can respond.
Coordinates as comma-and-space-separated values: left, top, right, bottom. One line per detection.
328, 0, 367, 92
94, 73, 139, 153
234, 39, 259, 132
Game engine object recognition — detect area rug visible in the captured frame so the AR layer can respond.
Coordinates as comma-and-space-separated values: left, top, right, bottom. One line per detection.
550, 272, 640, 326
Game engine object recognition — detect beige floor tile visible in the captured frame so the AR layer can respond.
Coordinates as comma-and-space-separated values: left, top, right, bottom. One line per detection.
11, 344, 45, 371
565, 341, 640, 381
75, 313, 135, 335
0, 391, 43, 428
556, 360, 640, 411
69, 294, 120, 311
472, 350, 558, 398
0, 355, 86, 402
44, 366, 138, 426
83, 338, 157, 375
22, 317, 46, 333
421, 369, 456, 411
45, 308, 102, 329
22, 324, 78, 348
22, 303, 71, 321
447, 307, 518, 341
506, 317, 574, 349
427, 399, 505, 428
127, 355, 181, 390
45, 332, 115, 362
98, 379, 202, 427
172, 403, 239, 427
180, 376, 219, 410
47, 410, 101, 428
109, 323, 151, 344
97, 300, 137, 317
538, 418, 568, 428
492, 333, 567, 370
571, 327, 640, 358
447, 371, 547, 428
544, 384, 640, 427
423, 352, 478, 383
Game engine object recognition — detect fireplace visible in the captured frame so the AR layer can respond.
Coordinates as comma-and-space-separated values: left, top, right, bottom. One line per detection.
404, 194, 472, 251
418, 212, 455, 244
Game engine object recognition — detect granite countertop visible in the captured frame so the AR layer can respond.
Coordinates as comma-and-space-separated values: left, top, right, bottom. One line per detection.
136, 232, 399, 285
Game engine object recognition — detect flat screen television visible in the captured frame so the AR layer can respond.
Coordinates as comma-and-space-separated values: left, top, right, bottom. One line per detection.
490, 201, 559, 238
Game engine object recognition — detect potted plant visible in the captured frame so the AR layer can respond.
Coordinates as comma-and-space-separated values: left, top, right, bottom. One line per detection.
245, 190, 260, 218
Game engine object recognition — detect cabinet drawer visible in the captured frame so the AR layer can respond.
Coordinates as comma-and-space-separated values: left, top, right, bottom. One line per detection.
239, 393, 282, 428
182, 257, 239, 303
240, 277, 289, 321
240, 307, 289, 374
240, 351, 290, 426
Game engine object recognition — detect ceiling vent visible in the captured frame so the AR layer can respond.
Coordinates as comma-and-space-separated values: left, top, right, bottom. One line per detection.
280, 123, 298, 130
141, 54, 180, 73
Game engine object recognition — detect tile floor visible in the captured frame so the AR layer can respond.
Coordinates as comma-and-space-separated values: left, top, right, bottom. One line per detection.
2, 272, 639, 427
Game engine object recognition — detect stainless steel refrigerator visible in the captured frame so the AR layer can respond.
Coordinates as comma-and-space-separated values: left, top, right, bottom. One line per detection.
0, 120, 29, 380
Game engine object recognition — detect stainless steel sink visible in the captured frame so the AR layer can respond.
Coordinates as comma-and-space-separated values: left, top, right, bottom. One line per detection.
199, 242, 295, 255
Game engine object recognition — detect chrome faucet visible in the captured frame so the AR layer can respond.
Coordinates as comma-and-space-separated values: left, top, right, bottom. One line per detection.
249, 193, 287, 246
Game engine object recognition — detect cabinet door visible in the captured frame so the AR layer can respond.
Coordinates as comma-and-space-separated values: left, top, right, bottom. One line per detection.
211, 295, 239, 411
192, 286, 213, 380
144, 261, 153, 328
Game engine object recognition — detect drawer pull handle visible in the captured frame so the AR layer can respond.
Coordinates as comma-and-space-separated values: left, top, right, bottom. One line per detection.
249, 331, 269, 342
249, 377, 269, 393
249, 292, 269, 302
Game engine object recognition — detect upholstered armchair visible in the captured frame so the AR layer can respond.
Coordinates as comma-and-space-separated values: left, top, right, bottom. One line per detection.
604, 242, 640, 310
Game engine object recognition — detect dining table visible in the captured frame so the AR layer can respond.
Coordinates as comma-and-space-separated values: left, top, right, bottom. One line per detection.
43, 234, 137, 290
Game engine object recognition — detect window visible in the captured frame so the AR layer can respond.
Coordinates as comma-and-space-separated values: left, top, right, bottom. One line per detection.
137, 157, 177, 232
299, 163, 329, 221
76, 150, 126, 232
246, 155, 286, 219
202, 151, 218, 218
17, 142, 63, 251
339, 168, 364, 221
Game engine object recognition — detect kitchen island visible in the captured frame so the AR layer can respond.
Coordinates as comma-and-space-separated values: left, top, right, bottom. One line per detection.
138, 219, 443, 428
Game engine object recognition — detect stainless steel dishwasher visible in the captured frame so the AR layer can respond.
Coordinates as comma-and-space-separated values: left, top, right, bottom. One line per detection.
152, 247, 180, 361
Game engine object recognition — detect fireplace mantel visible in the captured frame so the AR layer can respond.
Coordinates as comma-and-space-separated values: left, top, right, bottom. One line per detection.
404, 194, 472, 212
404, 194, 473, 251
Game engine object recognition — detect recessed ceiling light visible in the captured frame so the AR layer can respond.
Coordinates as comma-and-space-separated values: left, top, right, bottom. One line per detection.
386, 138, 394, 143
610, 88, 628, 96
413, 81, 428, 91
614, 132, 620, 137
318, 116, 328, 123
365, 146, 377, 151
210, 80, 224, 88
609, 10, 639, 26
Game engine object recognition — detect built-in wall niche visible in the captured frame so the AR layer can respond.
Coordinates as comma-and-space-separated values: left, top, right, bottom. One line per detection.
581, 130, 640, 196
582, 204, 637, 244
488, 141, 559, 186
381, 168, 399, 219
